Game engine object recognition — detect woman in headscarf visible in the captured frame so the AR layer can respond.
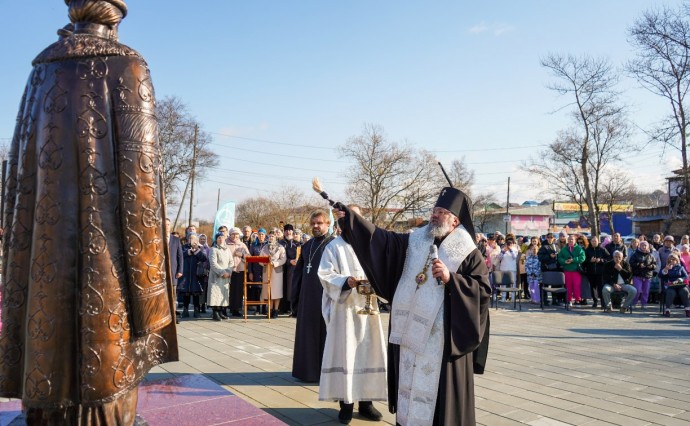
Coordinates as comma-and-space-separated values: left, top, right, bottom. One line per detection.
260, 231, 287, 317
208, 232, 235, 321
179, 233, 208, 318
227, 227, 250, 317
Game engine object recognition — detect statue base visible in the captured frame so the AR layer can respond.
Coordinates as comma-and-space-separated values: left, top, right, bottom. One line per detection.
0, 375, 285, 426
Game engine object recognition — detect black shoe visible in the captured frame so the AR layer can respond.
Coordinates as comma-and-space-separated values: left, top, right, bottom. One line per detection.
231, 310, 242, 317
358, 402, 382, 421
338, 402, 354, 424
212, 310, 221, 321
182, 307, 190, 318
221, 307, 229, 317
592, 300, 598, 309
200, 304, 207, 313
175, 317, 180, 324
193, 307, 201, 318
219, 311, 228, 320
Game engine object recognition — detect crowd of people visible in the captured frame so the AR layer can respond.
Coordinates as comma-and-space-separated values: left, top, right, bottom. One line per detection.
164, 209, 689, 425
475, 230, 690, 317
166, 186, 492, 425
167, 219, 313, 323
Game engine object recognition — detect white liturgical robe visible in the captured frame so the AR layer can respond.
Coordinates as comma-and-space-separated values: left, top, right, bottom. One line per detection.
317, 237, 388, 403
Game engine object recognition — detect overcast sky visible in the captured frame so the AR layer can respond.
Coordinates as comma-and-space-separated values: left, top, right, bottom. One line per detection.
0, 1, 684, 221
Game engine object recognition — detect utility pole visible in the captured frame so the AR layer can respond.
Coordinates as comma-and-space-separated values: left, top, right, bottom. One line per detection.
217, 188, 220, 210
173, 177, 190, 232
505, 177, 510, 235
188, 124, 198, 228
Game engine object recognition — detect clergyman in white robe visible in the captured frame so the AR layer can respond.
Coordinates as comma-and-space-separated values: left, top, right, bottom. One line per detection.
318, 236, 387, 404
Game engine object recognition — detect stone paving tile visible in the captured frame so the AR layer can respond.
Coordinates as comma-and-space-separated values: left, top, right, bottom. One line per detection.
146, 307, 690, 426
619, 406, 690, 425
477, 413, 530, 425
526, 418, 581, 426
501, 408, 544, 424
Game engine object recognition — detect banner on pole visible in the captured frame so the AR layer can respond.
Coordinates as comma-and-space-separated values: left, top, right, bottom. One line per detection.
214, 201, 236, 234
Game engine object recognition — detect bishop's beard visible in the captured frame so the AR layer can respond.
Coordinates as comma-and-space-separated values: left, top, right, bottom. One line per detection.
428, 221, 454, 239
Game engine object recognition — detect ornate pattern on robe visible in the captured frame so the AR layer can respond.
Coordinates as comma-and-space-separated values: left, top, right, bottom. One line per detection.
0, 31, 179, 410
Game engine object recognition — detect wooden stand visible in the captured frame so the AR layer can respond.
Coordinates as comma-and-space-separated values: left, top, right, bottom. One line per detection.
243, 256, 272, 322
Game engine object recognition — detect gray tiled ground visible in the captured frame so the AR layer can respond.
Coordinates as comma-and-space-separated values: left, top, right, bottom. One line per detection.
148, 303, 690, 425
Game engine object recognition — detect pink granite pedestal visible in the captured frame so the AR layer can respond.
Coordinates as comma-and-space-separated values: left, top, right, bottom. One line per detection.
0, 374, 286, 426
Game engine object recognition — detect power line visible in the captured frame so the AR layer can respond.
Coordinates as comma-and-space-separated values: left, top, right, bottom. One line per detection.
202, 178, 271, 192
204, 165, 349, 185
210, 132, 334, 150
207, 140, 343, 163
205, 155, 344, 174
431, 144, 548, 153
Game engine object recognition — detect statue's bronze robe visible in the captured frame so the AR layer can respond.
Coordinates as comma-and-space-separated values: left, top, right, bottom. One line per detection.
0, 24, 178, 418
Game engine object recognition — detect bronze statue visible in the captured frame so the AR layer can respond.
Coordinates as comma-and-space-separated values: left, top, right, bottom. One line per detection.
0, 0, 179, 424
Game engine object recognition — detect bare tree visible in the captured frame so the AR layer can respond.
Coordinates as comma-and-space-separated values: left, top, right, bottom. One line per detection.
157, 96, 218, 206
235, 187, 322, 231
447, 157, 475, 195
235, 196, 277, 229
0, 140, 9, 163
472, 193, 499, 233
630, 189, 668, 208
627, 4, 690, 221
524, 54, 630, 237
599, 171, 635, 234
338, 124, 444, 229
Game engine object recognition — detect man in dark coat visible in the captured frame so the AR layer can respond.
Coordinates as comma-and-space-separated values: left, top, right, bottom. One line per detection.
167, 217, 184, 322
584, 236, 610, 309
0, 1, 178, 423
291, 210, 335, 382
538, 232, 563, 306
279, 223, 298, 315
605, 232, 628, 259
334, 187, 491, 426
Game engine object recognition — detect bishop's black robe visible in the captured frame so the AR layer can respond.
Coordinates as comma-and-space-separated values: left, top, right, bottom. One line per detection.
338, 208, 491, 426
291, 234, 334, 382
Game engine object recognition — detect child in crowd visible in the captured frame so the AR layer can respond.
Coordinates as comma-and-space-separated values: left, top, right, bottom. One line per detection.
525, 244, 541, 304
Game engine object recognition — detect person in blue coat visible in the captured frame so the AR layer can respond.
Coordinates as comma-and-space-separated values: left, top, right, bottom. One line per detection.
179, 233, 208, 318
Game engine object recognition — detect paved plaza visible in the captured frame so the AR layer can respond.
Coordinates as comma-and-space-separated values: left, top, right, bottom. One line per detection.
146, 303, 690, 425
